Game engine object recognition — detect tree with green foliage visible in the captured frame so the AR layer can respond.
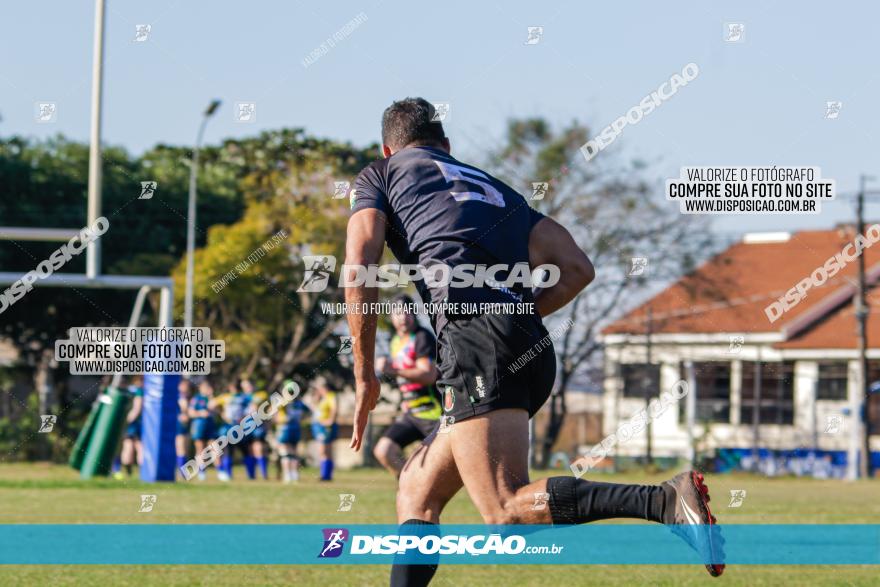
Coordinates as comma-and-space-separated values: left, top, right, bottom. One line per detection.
170, 129, 378, 389
488, 118, 713, 467
0, 129, 376, 455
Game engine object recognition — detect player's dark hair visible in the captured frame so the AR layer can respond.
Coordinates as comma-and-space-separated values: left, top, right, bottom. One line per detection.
381, 97, 446, 150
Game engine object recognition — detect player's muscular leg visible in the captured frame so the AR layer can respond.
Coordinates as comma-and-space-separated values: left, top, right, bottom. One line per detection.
451, 408, 697, 531
448, 408, 553, 524
391, 432, 461, 587
374, 437, 405, 477
396, 429, 463, 523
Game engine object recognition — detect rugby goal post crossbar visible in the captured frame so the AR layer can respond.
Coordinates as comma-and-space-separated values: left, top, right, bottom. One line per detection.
0, 270, 176, 388
0, 227, 88, 242
0, 271, 174, 329
0, 269, 181, 483
0, 227, 173, 328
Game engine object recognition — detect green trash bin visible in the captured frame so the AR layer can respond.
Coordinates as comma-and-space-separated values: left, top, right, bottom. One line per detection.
79, 387, 131, 479
69, 394, 105, 471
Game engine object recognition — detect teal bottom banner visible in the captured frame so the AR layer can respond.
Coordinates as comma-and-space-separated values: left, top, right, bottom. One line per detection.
0, 524, 877, 565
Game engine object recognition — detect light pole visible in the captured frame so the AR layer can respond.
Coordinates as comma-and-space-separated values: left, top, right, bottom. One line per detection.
184, 99, 221, 332
86, 0, 106, 279
853, 174, 878, 479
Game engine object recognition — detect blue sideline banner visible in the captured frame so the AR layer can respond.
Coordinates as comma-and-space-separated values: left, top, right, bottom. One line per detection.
1, 524, 878, 565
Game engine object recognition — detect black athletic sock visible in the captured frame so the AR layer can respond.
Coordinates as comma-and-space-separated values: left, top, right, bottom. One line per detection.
389, 519, 438, 587
546, 476, 671, 525
124, 463, 133, 476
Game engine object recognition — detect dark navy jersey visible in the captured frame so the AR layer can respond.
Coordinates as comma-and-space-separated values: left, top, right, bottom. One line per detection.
351, 146, 545, 330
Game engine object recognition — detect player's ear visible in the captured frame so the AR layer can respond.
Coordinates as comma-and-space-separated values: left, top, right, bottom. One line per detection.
382, 144, 393, 158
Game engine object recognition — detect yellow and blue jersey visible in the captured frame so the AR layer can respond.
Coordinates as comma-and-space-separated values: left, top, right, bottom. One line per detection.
188, 393, 214, 440
278, 399, 311, 444
311, 393, 338, 444
316, 392, 337, 424
249, 390, 270, 439
216, 391, 251, 424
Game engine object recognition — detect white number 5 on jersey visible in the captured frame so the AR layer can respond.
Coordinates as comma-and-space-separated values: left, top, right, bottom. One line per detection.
434, 160, 506, 208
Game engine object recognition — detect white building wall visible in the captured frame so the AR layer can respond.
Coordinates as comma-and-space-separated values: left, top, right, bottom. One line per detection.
600, 341, 873, 458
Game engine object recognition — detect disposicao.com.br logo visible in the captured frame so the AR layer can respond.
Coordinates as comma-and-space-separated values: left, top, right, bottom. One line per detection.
296, 255, 559, 293
318, 528, 564, 558
318, 528, 349, 558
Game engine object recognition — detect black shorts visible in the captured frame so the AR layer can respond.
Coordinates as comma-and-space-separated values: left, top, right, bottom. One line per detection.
382, 412, 439, 447
437, 311, 556, 423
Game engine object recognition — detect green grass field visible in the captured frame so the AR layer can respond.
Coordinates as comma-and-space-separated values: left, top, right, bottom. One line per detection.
0, 463, 877, 586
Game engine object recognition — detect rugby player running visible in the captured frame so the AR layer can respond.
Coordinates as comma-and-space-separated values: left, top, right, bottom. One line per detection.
345, 98, 724, 586
373, 293, 441, 478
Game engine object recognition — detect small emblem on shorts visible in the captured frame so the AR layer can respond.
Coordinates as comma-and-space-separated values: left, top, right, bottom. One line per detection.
475, 375, 486, 398
444, 386, 455, 411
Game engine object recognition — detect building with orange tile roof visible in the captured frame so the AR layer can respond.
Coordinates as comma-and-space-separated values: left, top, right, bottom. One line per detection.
597, 227, 880, 477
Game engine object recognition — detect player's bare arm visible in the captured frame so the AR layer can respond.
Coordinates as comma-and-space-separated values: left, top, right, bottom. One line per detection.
383, 356, 437, 386
127, 395, 143, 424
345, 207, 386, 451
528, 216, 595, 317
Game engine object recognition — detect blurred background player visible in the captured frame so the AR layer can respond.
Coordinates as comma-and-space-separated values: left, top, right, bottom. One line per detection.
243, 378, 270, 480
213, 379, 253, 481
310, 377, 338, 481
188, 379, 216, 481
175, 379, 192, 476
115, 375, 144, 479
275, 379, 311, 483
373, 295, 440, 478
